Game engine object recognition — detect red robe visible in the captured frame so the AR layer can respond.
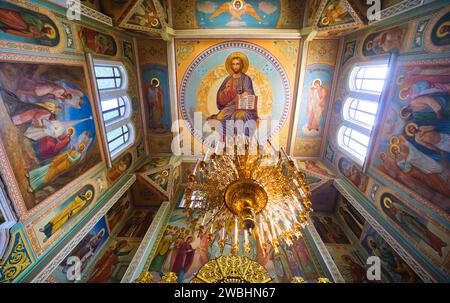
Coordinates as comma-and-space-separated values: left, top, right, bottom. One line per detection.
36, 134, 71, 160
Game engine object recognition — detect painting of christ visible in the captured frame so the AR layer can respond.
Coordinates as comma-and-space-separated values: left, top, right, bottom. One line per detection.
208, 52, 258, 137
0, 62, 102, 211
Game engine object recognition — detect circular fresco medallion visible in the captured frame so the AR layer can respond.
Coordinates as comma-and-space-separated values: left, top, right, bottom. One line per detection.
179, 41, 291, 144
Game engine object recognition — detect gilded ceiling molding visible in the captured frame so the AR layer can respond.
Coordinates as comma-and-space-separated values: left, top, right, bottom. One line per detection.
30, 174, 136, 283
333, 179, 436, 283
120, 201, 171, 283
306, 223, 345, 283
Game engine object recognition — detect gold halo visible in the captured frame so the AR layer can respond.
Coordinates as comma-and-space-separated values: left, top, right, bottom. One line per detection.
150, 77, 160, 87
399, 106, 411, 119
84, 190, 93, 200
312, 78, 322, 86
321, 17, 330, 25
366, 40, 373, 51
436, 21, 450, 38
232, 0, 244, 10
225, 52, 249, 75
78, 143, 86, 152
383, 196, 393, 209
150, 18, 160, 27
161, 170, 169, 177
399, 87, 410, 100
67, 127, 75, 136
389, 136, 399, 145
389, 144, 400, 157
379, 152, 387, 160
44, 23, 57, 39
404, 122, 418, 137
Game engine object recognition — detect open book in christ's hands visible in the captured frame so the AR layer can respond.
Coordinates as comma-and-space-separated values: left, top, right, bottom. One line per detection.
237, 94, 258, 111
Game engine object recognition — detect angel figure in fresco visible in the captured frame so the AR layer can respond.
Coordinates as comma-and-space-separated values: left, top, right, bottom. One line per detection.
0, 7, 56, 39
208, 52, 258, 136
27, 134, 91, 192
209, 0, 264, 22
306, 79, 328, 132
383, 196, 447, 257
39, 189, 93, 242
321, 0, 350, 26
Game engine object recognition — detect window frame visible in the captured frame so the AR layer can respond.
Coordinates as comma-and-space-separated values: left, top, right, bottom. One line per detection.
338, 57, 394, 167
91, 58, 135, 162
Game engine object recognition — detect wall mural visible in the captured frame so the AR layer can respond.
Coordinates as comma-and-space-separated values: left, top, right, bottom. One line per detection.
195, 0, 280, 28
176, 39, 300, 150
48, 216, 109, 283
137, 39, 172, 154
0, 62, 102, 212
362, 26, 407, 56
313, 195, 422, 283
78, 26, 117, 57
0, 1, 60, 47
147, 208, 323, 283
316, 0, 355, 29
173, 0, 304, 29
293, 39, 338, 157
297, 65, 332, 137
32, 184, 95, 247
126, 0, 161, 29
105, 191, 132, 232
107, 152, 133, 183
371, 60, 450, 215
81, 207, 157, 283
323, 4, 450, 281
425, 8, 450, 52
379, 192, 449, 265
143, 64, 171, 134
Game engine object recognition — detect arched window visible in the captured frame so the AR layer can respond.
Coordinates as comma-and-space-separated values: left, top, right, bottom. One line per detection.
93, 60, 134, 160
338, 62, 389, 164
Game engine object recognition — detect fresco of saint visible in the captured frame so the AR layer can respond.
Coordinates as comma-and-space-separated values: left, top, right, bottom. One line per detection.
381, 194, 447, 257
146, 78, 166, 132
0, 2, 59, 46
208, 52, 258, 136
39, 188, 94, 242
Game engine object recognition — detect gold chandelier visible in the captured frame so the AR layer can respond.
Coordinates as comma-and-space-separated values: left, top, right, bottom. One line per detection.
185, 138, 313, 255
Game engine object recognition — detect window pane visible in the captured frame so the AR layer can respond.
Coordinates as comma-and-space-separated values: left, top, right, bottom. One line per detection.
101, 98, 119, 111
109, 136, 125, 152
360, 79, 385, 93
107, 127, 123, 142
95, 66, 114, 77
351, 64, 388, 94
97, 78, 117, 90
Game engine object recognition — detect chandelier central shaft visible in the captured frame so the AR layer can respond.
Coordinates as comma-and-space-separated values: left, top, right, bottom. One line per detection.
224, 178, 268, 230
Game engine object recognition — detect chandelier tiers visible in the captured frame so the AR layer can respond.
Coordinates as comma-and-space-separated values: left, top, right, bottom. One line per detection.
184, 137, 313, 255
